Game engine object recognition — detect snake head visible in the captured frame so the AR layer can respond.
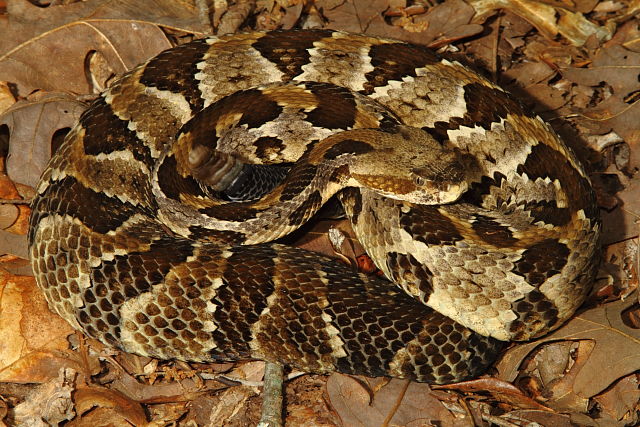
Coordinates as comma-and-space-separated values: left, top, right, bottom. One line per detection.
347, 126, 480, 205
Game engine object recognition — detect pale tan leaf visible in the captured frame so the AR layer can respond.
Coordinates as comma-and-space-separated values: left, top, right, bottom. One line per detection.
0, 269, 81, 383
0, 0, 206, 96
12, 367, 76, 425
326, 375, 465, 426
469, 0, 612, 45
0, 82, 16, 114
593, 374, 640, 425
0, 92, 86, 187
73, 386, 147, 426
496, 297, 640, 398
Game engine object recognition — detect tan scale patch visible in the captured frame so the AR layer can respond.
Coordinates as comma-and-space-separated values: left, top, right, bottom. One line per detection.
106, 67, 185, 156
261, 84, 318, 110
352, 174, 415, 195
196, 34, 284, 108
296, 33, 390, 91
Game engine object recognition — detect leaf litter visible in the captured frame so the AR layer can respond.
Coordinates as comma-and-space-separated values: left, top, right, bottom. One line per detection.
1, 0, 639, 425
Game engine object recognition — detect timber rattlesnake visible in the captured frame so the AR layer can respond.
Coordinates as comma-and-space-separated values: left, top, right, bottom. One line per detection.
28, 30, 601, 384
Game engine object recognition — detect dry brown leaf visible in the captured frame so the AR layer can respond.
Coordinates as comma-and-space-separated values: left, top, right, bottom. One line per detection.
501, 61, 569, 112
607, 19, 640, 52
72, 386, 147, 426
0, 82, 16, 114
109, 369, 224, 403
0, 167, 27, 239
2, 204, 29, 236
0, 170, 30, 242
12, 367, 76, 426
563, 45, 640, 145
318, 0, 482, 45
593, 374, 640, 425
219, 0, 257, 34
600, 154, 640, 244
563, 45, 640, 243
503, 61, 556, 88
287, 403, 337, 427
469, 0, 613, 46
316, 0, 389, 33
326, 375, 464, 426
146, 402, 190, 427
291, 218, 364, 269
284, 375, 338, 427
496, 296, 640, 399
281, 2, 305, 29
0, 231, 28, 260
0, 93, 86, 188
67, 406, 132, 427
0, 205, 18, 231
498, 409, 574, 426
0, 0, 205, 96
564, 45, 640, 98
437, 377, 551, 411
0, 269, 85, 383
199, 386, 258, 426
544, 340, 594, 412
407, 0, 482, 46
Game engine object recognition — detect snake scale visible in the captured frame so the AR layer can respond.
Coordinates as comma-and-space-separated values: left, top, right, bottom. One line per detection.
28, 30, 601, 384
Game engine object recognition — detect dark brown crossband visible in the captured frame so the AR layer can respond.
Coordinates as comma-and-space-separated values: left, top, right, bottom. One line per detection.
518, 143, 597, 218
471, 214, 518, 247
156, 155, 207, 202
251, 30, 334, 81
210, 244, 279, 359
140, 39, 211, 111
323, 139, 374, 160
279, 163, 318, 202
288, 190, 322, 227
401, 205, 464, 246
81, 98, 153, 165
513, 239, 570, 286
304, 82, 358, 129
80, 237, 196, 345
39, 176, 140, 234
363, 43, 440, 94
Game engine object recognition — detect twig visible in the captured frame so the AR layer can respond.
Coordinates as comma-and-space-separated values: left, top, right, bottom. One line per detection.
381, 379, 410, 427
200, 369, 305, 386
257, 362, 284, 427
0, 198, 31, 205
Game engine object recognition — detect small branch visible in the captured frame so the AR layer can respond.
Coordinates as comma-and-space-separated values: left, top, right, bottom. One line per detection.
257, 362, 284, 427
0, 198, 31, 205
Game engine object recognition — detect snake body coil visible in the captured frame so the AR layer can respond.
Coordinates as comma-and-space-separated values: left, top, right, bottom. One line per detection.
28, 30, 600, 384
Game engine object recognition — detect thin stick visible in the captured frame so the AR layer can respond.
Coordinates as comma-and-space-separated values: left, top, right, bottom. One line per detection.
257, 362, 284, 427
0, 198, 30, 204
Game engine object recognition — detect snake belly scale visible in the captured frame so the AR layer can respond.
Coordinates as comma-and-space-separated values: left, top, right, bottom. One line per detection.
28, 30, 600, 384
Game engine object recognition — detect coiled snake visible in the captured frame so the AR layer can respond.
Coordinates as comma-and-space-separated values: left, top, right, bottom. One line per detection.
28, 30, 601, 384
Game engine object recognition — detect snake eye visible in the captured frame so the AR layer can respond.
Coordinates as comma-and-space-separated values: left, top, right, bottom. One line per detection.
414, 176, 426, 186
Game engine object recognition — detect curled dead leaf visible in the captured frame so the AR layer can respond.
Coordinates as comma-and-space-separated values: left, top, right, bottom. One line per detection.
0, 93, 87, 188
436, 377, 551, 411
496, 296, 640, 399
0, 269, 80, 383
73, 386, 147, 426
469, 0, 612, 45
326, 374, 462, 426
